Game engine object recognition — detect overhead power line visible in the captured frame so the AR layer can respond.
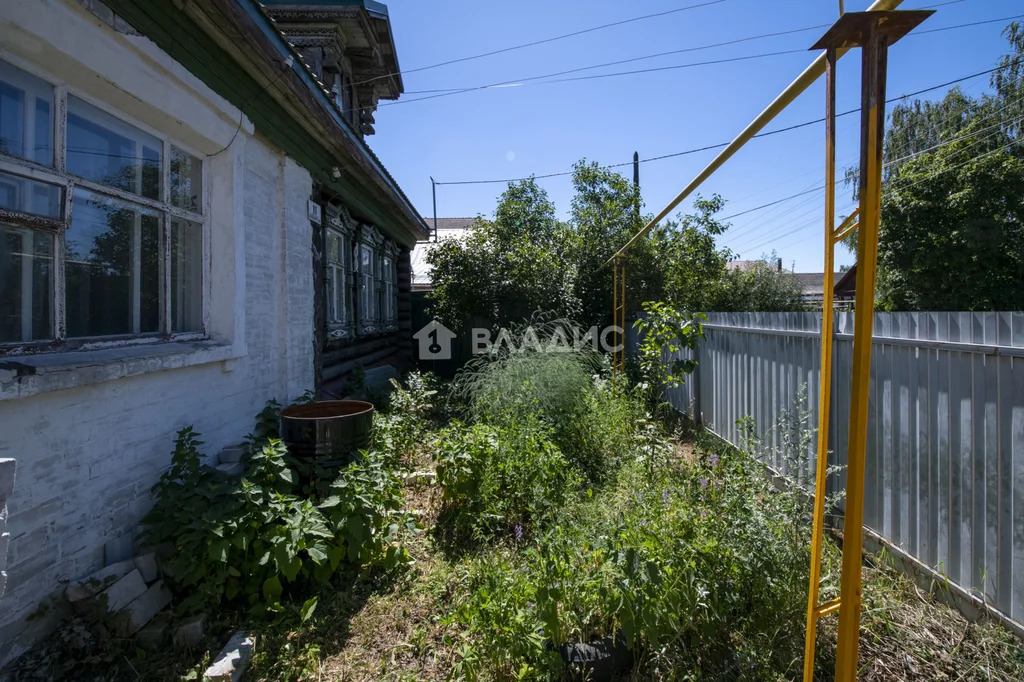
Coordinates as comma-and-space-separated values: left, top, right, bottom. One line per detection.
350, 0, 729, 89
435, 57, 1024, 187
377, 11, 1022, 113
382, 49, 807, 109
404, 23, 833, 95
721, 97, 1022, 223
736, 125, 1022, 254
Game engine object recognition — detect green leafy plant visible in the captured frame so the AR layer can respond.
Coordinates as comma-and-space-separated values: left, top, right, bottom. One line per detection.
452, 319, 647, 484
632, 300, 706, 408
372, 371, 438, 467
144, 417, 413, 616
434, 418, 575, 540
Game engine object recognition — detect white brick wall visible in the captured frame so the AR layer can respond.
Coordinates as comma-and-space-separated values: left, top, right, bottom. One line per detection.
0, 3, 315, 659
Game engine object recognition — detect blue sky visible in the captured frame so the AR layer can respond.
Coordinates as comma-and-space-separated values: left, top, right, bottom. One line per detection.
367, 0, 1018, 272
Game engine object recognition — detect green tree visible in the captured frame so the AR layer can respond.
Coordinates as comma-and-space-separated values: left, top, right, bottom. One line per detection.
840, 21, 1024, 310
426, 179, 578, 328
660, 194, 734, 312
564, 161, 663, 326
876, 136, 1024, 310
714, 258, 808, 312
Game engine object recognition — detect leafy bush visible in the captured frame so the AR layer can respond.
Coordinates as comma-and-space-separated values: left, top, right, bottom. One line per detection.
144, 424, 413, 615
454, 322, 647, 484
448, 551, 561, 681
447, 431, 811, 679
371, 371, 439, 467
434, 418, 576, 539
632, 300, 705, 410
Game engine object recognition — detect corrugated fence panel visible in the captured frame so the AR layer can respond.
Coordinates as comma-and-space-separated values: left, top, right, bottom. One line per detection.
633, 311, 1024, 631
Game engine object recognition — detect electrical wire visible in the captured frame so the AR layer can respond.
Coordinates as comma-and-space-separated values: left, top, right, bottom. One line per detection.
435, 57, 1024, 186
349, 0, 729, 89
730, 104, 1022, 251
403, 23, 832, 95
382, 49, 807, 109
736, 129, 1021, 254
369, 11, 1023, 115
722, 92, 1023, 225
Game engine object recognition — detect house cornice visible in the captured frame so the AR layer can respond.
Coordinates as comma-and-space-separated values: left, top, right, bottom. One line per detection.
101, 0, 427, 247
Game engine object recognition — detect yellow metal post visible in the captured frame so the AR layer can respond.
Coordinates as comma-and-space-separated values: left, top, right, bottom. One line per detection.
612, 257, 626, 374
612, 258, 619, 374
802, 45, 838, 682
834, 24, 888, 680
802, 11, 932, 680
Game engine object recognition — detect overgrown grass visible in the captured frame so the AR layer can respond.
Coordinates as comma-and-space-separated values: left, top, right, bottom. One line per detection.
16, 365, 1024, 682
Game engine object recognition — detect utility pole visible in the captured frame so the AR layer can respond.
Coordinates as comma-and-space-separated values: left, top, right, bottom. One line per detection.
633, 151, 640, 218
430, 176, 438, 242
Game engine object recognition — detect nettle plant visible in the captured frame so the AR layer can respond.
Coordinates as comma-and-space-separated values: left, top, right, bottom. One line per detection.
144, 413, 414, 617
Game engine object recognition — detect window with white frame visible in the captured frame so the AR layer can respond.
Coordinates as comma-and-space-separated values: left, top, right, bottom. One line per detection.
378, 245, 397, 331
0, 57, 205, 347
325, 226, 352, 336
356, 236, 377, 335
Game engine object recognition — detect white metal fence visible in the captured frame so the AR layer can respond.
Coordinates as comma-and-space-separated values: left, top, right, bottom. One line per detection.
636, 311, 1024, 629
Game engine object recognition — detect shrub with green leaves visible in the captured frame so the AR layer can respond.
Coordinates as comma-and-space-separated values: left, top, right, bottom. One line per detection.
371, 371, 439, 467
453, 322, 647, 484
143, 424, 413, 615
434, 418, 575, 539
447, 433, 811, 680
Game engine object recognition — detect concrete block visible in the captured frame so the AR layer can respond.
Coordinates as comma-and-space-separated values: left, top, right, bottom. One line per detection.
217, 444, 247, 464
0, 459, 15, 500
99, 568, 147, 613
216, 462, 245, 477
123, 580, 172, 634
173, 614, 206, 649
204, 631, 257, 681
65, 559, 135, 602
133, 552, 159, 584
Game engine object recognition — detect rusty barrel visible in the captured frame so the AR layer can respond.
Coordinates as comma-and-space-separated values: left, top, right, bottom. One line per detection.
279, 400, 374, 464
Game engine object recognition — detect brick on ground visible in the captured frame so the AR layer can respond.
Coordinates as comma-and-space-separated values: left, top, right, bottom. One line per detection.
99, 568, 147, 612
204, 631, 257, 682
65, 559, 135, 602
133, 552, 159, 583
122, 580, 172, 634
173, 614, 206, 649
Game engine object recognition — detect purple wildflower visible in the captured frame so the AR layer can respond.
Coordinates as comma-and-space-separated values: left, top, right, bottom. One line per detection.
709, 453, 720, 467
662, 489, 670, 504
635, 492, 644, 503
700, 477, 709, 489
640, 519, 648, 527
700, 509, 708, 518
514, 524, 523, 541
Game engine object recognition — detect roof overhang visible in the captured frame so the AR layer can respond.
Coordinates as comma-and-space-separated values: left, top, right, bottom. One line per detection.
102, 0, 427, 247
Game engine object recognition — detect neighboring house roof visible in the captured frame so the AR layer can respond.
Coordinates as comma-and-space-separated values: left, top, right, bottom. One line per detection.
726, 260, 762, 271
835, 264, 857, 296
104, 0, 429, 247
412, 217, 478, 288
794, 272, 844, 297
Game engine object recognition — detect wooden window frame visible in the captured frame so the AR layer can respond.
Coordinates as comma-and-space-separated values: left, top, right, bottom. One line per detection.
0, 55, 209, 353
